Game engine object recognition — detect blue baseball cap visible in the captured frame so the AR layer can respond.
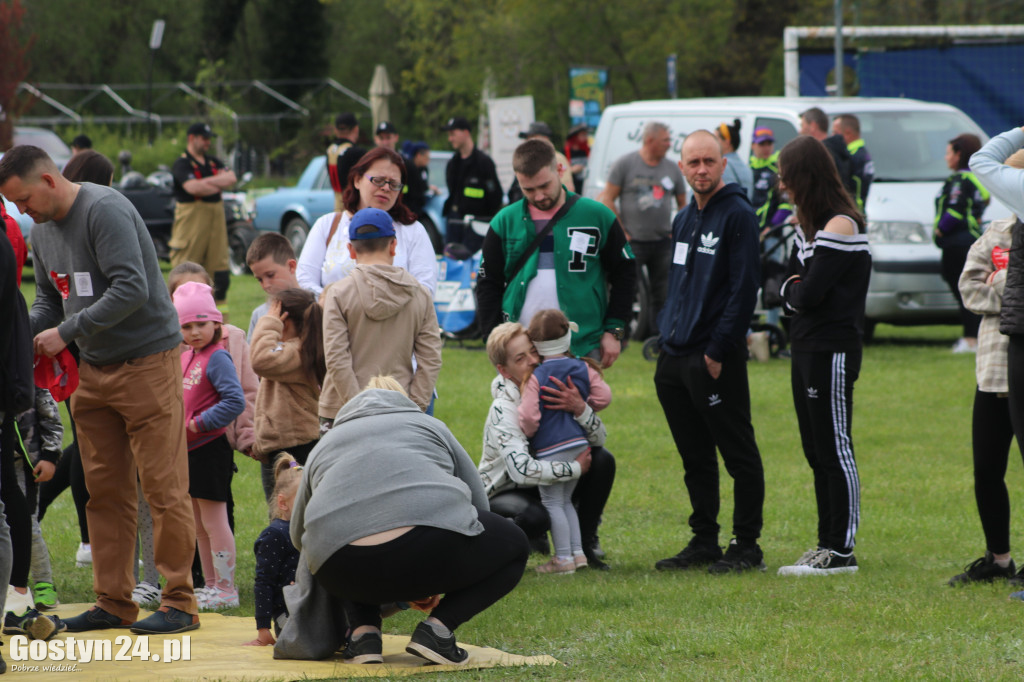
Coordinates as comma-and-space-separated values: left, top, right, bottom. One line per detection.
349, 208, 396, 240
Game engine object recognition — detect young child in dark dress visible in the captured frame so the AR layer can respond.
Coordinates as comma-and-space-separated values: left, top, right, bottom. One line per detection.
244, 453, 302, 646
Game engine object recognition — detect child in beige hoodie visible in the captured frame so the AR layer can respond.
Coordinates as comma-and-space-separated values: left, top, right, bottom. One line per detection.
319, 208, 442, 428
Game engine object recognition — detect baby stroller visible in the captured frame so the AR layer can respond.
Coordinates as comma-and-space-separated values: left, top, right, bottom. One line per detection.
434, 242, 483, 343
749, 220, 793, 358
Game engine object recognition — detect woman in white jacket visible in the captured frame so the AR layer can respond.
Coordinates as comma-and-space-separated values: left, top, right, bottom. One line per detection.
296, 147, 436, 297
479, 322, 615, 569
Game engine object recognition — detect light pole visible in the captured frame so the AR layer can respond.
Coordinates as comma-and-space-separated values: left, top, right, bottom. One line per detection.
834, 0, 843, 97
147, 19, 165, 145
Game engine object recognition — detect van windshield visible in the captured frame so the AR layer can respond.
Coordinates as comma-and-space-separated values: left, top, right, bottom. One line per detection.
859, 110, 986, 183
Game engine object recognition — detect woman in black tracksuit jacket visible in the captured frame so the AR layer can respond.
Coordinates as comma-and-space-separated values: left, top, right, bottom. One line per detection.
776, 135, 872, 576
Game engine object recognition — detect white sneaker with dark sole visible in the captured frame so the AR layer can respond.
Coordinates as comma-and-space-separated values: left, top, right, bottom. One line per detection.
779, 549, 858, 575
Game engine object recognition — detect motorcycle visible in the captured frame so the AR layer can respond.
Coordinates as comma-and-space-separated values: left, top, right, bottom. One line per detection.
116, 150, 256, 274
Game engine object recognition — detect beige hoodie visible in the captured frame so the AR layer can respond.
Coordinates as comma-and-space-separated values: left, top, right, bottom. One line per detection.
319, 264, 441, 416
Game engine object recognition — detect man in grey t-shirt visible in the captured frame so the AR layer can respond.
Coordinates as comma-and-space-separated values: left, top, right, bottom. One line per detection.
599, 122, 687, 327
0, 146, 199, 636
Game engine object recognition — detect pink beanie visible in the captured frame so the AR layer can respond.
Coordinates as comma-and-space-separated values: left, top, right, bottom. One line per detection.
173, 281, 223, 326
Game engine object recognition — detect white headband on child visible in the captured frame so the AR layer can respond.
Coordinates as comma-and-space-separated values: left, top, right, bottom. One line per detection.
533, 321, 579, 357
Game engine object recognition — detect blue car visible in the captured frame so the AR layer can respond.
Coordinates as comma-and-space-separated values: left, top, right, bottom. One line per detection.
252, 151, 451, 256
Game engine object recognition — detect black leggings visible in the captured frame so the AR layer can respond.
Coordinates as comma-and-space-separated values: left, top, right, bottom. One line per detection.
973, 388, 1019, 554
1, 413, 32, 588
314, 510, 528, 632
38, 399, 89, 544
38, 442, 90, 543
942, 245, 982, 338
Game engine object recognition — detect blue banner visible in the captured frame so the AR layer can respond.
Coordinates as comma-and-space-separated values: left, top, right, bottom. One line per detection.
799, 44, 1024, 136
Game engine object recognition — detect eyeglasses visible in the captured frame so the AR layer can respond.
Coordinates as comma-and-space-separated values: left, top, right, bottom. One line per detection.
366, 176, 404, 192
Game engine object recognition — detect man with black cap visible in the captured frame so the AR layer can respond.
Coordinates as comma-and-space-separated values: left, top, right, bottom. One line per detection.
169, 122, 237, 303
507, 121, 575, 203
441, 116, 503, 252
402, 141, 433, 217
328, 112, 367, 212
374, 121, 399, 151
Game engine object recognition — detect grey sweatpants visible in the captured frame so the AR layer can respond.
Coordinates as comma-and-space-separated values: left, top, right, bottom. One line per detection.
537, 445, 586, 559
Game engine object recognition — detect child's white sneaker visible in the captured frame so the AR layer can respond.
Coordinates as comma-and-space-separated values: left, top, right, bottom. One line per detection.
198, 586, 239, 610
75, 543, 92, 568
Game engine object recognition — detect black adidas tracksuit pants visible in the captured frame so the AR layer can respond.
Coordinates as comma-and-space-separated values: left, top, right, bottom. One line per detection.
655, 345, 765, 546
790, 349, 862, 554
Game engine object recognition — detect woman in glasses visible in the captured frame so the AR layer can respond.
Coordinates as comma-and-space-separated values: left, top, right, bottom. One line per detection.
297, 147, 437, 297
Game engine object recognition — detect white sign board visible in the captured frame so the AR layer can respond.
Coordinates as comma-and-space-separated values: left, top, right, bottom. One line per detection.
485, 96, 535, 197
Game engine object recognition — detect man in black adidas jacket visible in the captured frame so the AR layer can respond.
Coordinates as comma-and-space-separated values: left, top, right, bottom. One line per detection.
653, 130, 767, 575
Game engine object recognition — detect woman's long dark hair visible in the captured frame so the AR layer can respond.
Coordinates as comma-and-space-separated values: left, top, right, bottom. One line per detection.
341, 147, 416, 225
274, 287, 326, 386
949, 133, 982, 171
778, 136, 864, 241
62, 150, 114, 185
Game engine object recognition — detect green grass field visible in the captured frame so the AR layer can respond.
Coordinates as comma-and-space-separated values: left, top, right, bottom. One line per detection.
19, 265, 1024, 680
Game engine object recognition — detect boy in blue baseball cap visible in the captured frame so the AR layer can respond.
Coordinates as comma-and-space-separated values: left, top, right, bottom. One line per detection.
318, 208, 442, 429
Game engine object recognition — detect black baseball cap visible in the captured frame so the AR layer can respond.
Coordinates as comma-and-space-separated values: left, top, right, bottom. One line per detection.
335, 112, 359, 129
441, 116, 471, 131
375, 121, 398, 135
519, 121, 554, 139
187, 122, 214, 138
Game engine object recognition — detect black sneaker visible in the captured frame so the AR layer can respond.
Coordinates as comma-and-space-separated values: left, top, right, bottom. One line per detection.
588, 536, 606, 560
343, 631, 383, 664
63, 606, 133, 633
3, 609, 66, 641
528, 535, 551, 556
406, 621, 469, 665
130, 607, 200, 635
584, 546, 611, 571
708, 539, 766, 574
949, 552, 1015, 586
655, 539, 723, 571
1, 647, 6, 675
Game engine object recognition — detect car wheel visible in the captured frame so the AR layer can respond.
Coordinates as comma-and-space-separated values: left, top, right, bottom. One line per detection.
284, 216, 310, 257
228, 222, 256, 276
642, 335, 661, 362
420, 215, 444, 254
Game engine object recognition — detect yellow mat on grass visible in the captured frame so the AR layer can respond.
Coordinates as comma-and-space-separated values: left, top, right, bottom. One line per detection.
7, 604, 558, 680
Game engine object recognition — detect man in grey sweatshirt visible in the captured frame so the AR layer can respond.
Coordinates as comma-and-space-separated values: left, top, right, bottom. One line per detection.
0, 145, 199, 635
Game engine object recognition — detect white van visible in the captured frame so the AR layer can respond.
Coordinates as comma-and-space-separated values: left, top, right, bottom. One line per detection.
583, 97, 1010, 337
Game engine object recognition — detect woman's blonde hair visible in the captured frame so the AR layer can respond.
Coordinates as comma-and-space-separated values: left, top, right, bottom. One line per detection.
486, 322, 528, 368
362, 374, 408, 396
269, 452, 303, 521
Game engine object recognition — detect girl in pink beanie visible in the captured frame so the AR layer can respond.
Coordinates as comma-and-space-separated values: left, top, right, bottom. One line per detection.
172, 281, 245, 609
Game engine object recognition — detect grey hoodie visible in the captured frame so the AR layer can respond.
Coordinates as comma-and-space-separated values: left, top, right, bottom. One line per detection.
292, 388, 488, 574
319, 263, 441, 415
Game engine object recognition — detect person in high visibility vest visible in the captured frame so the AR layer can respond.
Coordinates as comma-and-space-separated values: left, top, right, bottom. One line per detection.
832, 114, 874, 214
441, 116, 503, 253
936, 133, 991, 353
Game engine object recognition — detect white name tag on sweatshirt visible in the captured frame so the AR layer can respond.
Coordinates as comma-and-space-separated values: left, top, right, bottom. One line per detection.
673, 242, 689, 265
74, 272, 94, 297
569, 231, 592, 254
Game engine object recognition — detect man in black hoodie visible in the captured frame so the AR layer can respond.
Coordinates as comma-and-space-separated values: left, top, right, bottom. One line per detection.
653, 130, 766, 575
800, 107, 856, 201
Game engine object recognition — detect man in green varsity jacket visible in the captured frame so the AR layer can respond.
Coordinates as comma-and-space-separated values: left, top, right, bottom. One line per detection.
476, 139, 636, 368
